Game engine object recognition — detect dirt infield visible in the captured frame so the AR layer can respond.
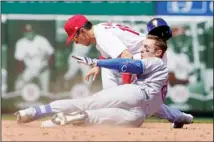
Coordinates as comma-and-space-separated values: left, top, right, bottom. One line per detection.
2, 120, 213, 141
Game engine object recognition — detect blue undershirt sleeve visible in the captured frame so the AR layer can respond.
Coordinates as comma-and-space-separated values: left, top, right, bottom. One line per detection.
97, 58, 144, 74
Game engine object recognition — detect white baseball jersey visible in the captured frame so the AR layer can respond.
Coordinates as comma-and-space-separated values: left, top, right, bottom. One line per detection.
93, 22, 168, 63
94, 22, 146, 58
15, 35, 54, 70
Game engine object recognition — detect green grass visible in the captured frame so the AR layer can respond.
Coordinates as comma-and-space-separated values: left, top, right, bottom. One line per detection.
1, 114, 51, 121
2, 114, 16, 120
145, 116, 213, 123
2, 114, 213, 123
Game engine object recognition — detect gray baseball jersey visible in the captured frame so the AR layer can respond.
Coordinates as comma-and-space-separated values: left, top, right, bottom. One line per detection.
133, 57, 168, 101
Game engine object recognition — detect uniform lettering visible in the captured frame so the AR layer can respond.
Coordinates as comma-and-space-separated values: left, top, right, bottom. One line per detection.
103, 23, 139, 35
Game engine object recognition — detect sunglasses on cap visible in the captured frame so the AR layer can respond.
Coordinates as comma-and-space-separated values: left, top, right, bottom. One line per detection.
72, 26, 84, 43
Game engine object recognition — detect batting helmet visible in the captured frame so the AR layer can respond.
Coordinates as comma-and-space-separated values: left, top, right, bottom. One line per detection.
147, 18, 172, 41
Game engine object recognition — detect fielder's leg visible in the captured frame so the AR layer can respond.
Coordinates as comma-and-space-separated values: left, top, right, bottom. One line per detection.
101, 68, 122, 89
81, 63, 93, 87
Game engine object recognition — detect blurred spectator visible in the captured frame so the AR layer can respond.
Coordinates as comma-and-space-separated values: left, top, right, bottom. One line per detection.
1, 69, 7, 95
14, 24, 54, 93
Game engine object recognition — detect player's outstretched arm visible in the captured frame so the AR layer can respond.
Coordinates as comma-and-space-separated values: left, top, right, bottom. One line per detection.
72, 55, 144, 75
96, 58, 144, 74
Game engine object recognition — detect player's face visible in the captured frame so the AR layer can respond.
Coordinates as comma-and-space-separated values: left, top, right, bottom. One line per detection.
140, 38, 163, 59
24, 31, 35, 40
73, 29, 91, 46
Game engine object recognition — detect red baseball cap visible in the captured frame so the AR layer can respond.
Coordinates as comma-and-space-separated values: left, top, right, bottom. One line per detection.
64, 14, 88, 45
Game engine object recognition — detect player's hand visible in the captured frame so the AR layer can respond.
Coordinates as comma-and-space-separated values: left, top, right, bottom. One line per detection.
85, 66, 100, 81
72, 55, 98, 66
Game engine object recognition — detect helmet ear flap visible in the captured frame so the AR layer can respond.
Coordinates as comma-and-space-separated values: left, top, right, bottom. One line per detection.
147, 18, 172, 41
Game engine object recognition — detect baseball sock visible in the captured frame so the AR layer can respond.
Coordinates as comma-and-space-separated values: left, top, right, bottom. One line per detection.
33, 104, 53, 119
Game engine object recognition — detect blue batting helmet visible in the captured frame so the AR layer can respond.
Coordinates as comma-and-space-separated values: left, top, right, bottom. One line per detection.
147, 18, 172, 41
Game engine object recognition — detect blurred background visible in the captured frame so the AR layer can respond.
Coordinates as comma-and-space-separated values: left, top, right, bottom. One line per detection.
1, 1, 213, 116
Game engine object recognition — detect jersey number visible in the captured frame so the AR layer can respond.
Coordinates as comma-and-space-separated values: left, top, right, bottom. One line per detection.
103, 23, 139, 36
161, 85, 167, 102
161, 80, 168, 102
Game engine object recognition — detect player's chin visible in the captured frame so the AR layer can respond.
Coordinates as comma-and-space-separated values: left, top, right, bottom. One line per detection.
79, 42, 90, 47
84, 42, 91, 47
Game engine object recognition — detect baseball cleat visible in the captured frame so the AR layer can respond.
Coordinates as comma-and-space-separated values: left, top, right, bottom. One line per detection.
51, 111, 87, 126
172, 113, 193, 128
14, 108, 35, 123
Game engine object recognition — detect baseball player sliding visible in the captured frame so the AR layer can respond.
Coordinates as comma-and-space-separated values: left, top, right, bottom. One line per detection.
63, 15, 193, 128
16, 35, 175, 127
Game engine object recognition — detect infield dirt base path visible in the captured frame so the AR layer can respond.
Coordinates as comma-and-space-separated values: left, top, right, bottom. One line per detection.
2, 120, 213, 141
